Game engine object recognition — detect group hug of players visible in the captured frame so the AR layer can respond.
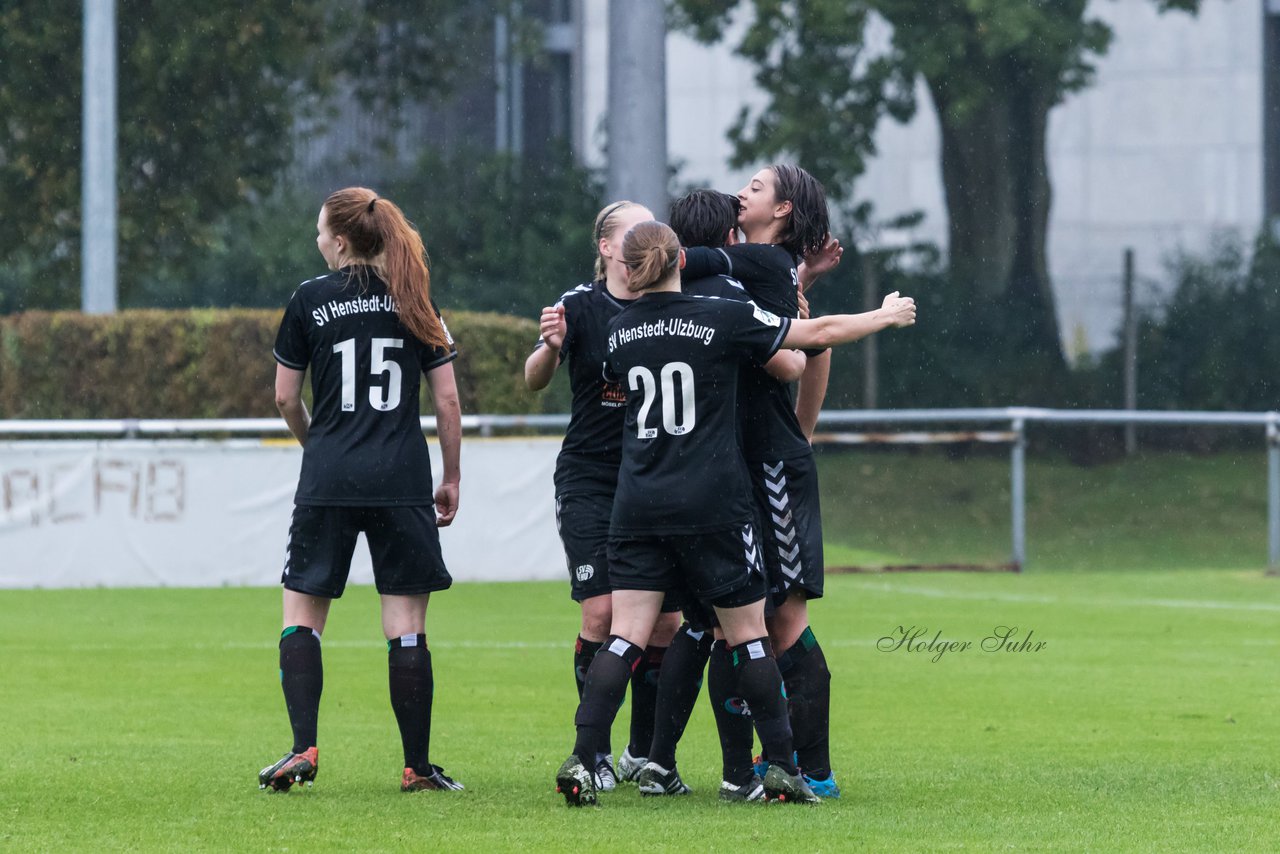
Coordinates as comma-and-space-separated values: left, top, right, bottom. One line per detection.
259, 169, 916, 804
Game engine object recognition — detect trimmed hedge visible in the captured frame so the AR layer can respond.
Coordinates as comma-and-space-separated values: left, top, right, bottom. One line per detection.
0, 309, 566, 419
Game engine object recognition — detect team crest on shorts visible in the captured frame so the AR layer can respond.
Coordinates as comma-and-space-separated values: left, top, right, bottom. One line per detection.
575, 564, 595, 582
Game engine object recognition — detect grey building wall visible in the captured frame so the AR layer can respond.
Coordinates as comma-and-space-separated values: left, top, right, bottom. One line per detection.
581, 0, 1269, 358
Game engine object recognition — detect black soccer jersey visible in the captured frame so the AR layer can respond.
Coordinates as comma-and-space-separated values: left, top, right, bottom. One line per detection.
683, 244, 817, 462
273, 267, 457, 506
687, 243, 813, 315
605, 291, 792, 536
534, 280, 636, 496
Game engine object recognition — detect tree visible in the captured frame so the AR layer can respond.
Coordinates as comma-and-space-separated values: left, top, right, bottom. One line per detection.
388, 146, 606, 320
671, 0, 1199, 365
0, 1, 493, 312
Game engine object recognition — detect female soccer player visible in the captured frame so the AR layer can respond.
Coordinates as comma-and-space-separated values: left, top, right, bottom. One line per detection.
260, 187, 464, 794
555, 221, 914, 807
524, 201, 683, 790
678, 164, 847, 797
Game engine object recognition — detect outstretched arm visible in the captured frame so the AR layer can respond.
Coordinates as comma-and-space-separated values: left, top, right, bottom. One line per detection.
426, 363, 462, 527
524, 305, 566, 391
782, 292, 916, 350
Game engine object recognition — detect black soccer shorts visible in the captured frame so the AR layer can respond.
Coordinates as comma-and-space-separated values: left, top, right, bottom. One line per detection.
282, 505, 452, 598
607, 521, 768, 610
555, 491, 614, 602
749, 453, 825, 605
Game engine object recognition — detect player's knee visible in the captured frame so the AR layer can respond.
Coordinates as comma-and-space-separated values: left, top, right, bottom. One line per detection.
580, 597, 612, 640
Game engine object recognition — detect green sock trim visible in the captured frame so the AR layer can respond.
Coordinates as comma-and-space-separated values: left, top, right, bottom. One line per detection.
799, 626, 817, 652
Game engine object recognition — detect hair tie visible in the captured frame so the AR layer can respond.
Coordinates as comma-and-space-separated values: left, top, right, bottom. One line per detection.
367, 197, 378, 213
595, 202, 625, 240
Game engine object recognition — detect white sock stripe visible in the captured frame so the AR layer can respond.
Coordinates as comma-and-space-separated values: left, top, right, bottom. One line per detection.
745, 640, 766, 660
399, 633, 419, 647
311, 628, 322, 641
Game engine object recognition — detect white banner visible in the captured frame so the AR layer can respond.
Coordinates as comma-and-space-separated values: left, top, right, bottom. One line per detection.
0, 438, 567, 589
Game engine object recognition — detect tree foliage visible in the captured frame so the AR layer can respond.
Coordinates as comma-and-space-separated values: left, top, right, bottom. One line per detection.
671, 0, 1200, 366
387, 146, 606, 320
0, 1, 494, 312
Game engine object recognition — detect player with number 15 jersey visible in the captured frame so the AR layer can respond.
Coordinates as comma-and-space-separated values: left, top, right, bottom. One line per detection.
274, 269, 455, 506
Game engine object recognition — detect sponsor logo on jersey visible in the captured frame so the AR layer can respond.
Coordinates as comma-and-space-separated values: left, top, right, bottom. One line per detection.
600, 380, 627, 407
575, 564, 595, 582
751, 304, 782, 327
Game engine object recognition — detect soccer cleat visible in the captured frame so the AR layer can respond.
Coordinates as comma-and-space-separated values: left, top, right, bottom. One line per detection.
752, 754, 769, 779
762, 762, 821, 804
753, 751, 799, 780
718, 774, 766, 802
401, 765, 465, 792
616, 747, 647, 783
803, 772, 841, 799
593, 753, 617, 791
555, 754, 597, 807
258, 747, 318, 792
636, 761, 691, 796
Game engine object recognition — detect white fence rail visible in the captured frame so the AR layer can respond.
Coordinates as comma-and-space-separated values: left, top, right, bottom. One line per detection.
2, 408, 1277, 572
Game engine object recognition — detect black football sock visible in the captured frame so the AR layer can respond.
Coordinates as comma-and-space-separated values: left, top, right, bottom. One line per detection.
388, 634, 433, 775
279, 626, 322, 754
647, 624, 712, 769
627, 644, 666, 757
572, 636, 642, 763
730, 637, 797, 776
708, 638, 756, 785
778, 626, 832, 777
574, 635, 610, 756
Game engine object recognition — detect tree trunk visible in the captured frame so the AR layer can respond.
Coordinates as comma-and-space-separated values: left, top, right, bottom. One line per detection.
927, 69, 1064, 366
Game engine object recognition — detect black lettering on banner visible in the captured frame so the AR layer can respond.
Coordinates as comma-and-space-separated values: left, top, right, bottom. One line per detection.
146, 461, 185, 521
4, 470, 40, 526
95, 460, 140, 516
49, 463, 86, 524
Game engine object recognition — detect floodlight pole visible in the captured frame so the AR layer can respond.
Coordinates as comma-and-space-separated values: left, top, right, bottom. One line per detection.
606, 0, 668, 220
82, 0, 118, 314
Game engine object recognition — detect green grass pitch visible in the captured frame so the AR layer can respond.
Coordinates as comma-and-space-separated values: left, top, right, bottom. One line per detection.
4, 568, 1280, 851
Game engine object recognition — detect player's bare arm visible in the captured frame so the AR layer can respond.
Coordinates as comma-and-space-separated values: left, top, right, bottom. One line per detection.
783, 291, 916, 350
274, 364, 310, 445
524, 305, 566, 391
428, 362, 462, 526
764, 348, 807, 383
796, 351, 831, 440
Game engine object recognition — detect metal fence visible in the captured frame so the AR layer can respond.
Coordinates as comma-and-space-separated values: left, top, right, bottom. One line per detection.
3, 408, 1277, 571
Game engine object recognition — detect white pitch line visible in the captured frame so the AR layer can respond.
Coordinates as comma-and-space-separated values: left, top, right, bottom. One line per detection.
851, 580, 1280, 613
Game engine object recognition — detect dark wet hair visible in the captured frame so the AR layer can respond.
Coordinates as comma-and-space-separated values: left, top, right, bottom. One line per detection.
769, 164, 829, 259
669, 189, 739, 249
621, 221, 680, 293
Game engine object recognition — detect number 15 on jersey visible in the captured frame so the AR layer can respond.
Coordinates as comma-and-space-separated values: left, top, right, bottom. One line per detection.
333, 337, 404, 412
